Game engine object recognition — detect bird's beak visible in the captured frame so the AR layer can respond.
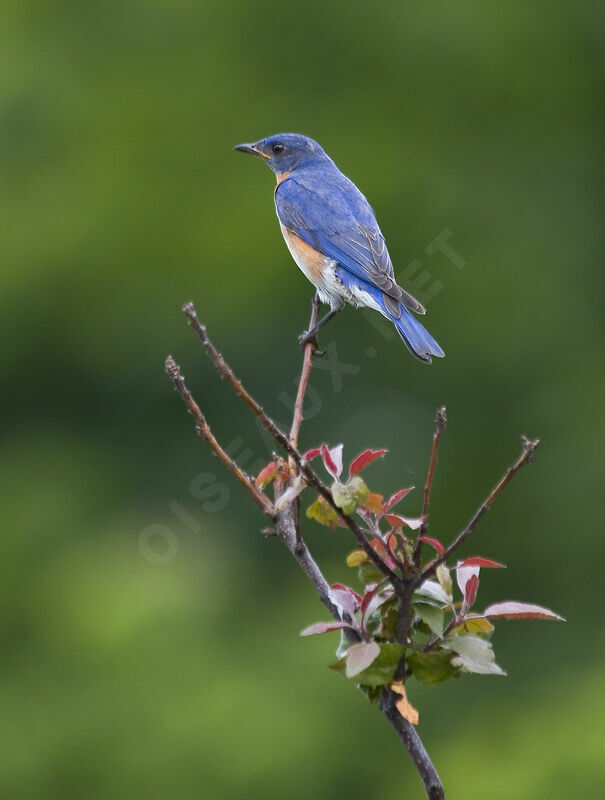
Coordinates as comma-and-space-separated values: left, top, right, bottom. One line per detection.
233, 142, 268, 159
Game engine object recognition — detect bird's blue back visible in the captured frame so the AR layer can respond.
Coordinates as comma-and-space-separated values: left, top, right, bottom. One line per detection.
276, 161, 396, 282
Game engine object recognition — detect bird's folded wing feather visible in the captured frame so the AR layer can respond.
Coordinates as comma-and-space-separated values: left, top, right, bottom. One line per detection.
275, 177, 425, 315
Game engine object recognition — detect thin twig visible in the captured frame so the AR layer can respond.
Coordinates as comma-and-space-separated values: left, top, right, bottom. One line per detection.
379, 690, 445, 800
414, 407, 447, 568
181, 303, 401, 586
289, 294, 321, 449
420, 436, 540, 582
165, 356, 274, 517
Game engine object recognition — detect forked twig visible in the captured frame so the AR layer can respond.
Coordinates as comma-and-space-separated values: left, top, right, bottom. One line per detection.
180, 301, 401, 586
421, 436, 540, 581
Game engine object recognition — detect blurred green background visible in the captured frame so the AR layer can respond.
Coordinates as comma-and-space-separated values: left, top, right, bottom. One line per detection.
2, 1, 603, 797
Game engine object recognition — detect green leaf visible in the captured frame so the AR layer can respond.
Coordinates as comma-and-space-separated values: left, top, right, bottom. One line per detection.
349, 642, 405, 687
346, 550, 367, 567
306, 495, 339, 528
443, 635, 506, 676
347, 475, 370, 506
411, 592, 445, 610
451, 617, 494, 638
436, 563, 452, 595
331, 476, 370, 515
358, 561, 385, 586
378, 596, 398, 640
328, 657, 347, 676
407, 650, 461, 685
365, 686, 381, 704
255, 461, 277, 489
414, 603, 445, 638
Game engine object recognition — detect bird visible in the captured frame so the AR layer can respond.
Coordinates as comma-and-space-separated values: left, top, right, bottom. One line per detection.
234, 133, 444, 364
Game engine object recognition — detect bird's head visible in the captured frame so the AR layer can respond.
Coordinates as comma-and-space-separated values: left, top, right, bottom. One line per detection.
234, 133, 329, 179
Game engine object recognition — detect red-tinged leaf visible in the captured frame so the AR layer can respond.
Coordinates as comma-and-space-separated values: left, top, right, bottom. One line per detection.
400, 515, 423, 531
386, 513, 423, 531
320, 444, 336, 475
364, 493, 384, 513
482, 601, 565, 621
419, 536, 445, 555
464, 574, 479, 609
302, 447, 321, 462
331, 582, 362, 602
370, 538, 388, 557
321, 443, 343, 479
360, 583, 381, 619
385, 513, 407, 529
300, 621, 353, 637
383, 487, 414, 513
387, 533, 398, 553
460, 556, 506, 569
331, 589, 360, 618
255, 461, 277, 489
366, 539, 397, 571
349, 448, 388, 478
331, 583, 362, 617
362, 589, 393, 631
345, 641, 380, 678
456, 563, 480, 599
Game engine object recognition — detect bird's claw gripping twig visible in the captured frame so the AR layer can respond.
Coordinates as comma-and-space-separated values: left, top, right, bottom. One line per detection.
298, 329, 325, 356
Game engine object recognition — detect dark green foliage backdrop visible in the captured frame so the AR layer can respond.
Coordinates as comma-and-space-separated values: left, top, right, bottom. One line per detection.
2, 1, 603, 797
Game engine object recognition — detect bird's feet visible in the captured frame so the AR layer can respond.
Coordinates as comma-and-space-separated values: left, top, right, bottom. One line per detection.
298, 329, 325, 356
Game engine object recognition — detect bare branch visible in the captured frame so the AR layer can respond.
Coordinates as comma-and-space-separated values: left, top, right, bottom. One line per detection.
165, 355, 274, 518
414, 406, 447, 568
275, 503, 357, 634
289, 294, 321, 450
379, 690, 445, 800
420, 435, 540, 582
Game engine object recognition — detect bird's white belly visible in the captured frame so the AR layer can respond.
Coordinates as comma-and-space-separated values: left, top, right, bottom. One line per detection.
279, 223, 383, 314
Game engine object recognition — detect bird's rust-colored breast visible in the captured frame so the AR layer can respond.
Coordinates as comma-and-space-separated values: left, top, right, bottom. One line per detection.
279, 224, 327, 286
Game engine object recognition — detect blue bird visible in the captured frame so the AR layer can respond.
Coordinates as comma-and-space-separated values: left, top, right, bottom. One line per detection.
234, 133, 444, 363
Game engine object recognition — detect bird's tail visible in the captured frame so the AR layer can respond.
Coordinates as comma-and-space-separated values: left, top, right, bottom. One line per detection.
391, 304, 444, 363
334, 266, 444, 363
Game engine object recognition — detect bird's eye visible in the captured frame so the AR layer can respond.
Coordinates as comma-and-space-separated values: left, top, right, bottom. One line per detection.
272, 143, 285, 154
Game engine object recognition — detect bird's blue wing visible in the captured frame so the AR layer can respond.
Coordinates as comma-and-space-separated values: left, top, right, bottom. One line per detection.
275, 175, 425, 315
